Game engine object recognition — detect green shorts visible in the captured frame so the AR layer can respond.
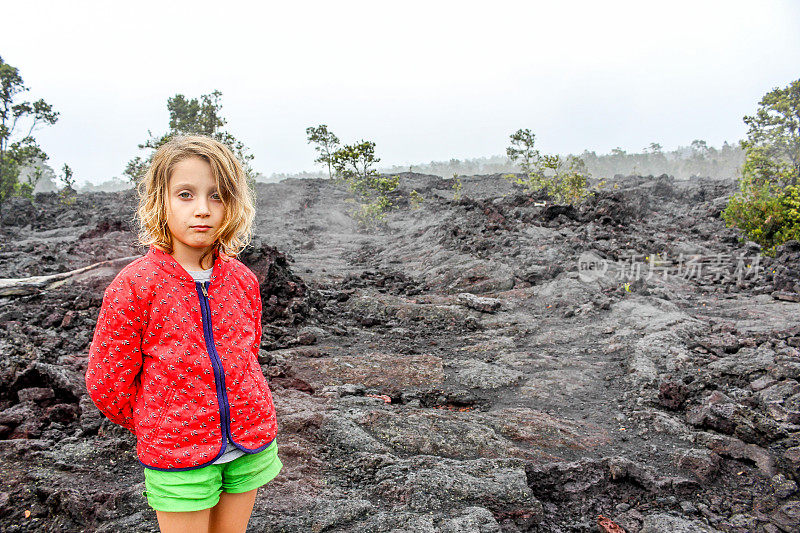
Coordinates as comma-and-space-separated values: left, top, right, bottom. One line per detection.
142, 440, 282, 512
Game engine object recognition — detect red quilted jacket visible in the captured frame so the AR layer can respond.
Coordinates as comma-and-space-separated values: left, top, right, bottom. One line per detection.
85, 244, 278, 471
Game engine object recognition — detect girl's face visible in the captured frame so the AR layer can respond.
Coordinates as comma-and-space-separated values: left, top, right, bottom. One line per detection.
165, 157, 225, 264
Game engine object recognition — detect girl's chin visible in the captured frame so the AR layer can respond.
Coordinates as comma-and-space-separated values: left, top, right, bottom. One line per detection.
175, 240, 214, 250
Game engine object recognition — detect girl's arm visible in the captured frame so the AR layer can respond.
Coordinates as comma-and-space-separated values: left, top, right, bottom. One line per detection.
85, 273, 144, 434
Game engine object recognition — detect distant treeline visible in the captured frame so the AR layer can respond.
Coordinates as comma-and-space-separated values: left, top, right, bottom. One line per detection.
375, 141, 745, 181
581, 141, 744, 181
35, 140, 744, 192
26, 166, 132, 194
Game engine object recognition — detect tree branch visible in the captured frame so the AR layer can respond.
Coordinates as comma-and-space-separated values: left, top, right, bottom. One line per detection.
0, 255, 140, 297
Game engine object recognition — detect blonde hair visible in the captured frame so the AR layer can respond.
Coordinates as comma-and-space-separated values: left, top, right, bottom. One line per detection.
135, 135, 255, 268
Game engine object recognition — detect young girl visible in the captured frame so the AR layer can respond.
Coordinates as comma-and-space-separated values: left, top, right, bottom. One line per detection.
85, 135, 282, 533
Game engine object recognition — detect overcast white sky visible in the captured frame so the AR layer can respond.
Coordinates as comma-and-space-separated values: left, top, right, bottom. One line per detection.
2, 0, 800, 185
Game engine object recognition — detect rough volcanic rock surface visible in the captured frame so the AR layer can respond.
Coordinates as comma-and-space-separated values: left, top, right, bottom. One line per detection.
1, 173, 798, 532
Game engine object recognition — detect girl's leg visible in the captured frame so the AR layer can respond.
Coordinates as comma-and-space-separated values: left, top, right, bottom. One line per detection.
155, 508, 211, 533
208, 488, 258, 533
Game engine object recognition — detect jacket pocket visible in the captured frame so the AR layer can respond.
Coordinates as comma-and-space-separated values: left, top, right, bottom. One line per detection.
139, 387, 179, 454
247, 358, 274, 410
254, 368, 276, 415
249, 358, 268, 395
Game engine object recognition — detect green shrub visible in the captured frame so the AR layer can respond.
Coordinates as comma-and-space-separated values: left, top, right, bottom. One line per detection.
409, 189, 424, 209
723, 78, 800, 255
326, 138, 399, 228
452, 174, 462, 202
57, 164, 76, 206
546, 156, 593, 204
346, 176, 398, 228
504, 129, 594, 205
722, 176, 800, 256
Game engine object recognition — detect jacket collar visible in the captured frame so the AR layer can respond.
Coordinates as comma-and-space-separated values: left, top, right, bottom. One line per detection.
146, 244, 231, 284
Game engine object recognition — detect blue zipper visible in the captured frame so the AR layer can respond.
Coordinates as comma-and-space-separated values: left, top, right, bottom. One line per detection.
195, 280, 232, 452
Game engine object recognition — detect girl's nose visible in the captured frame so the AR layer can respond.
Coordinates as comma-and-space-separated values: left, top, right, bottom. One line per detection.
196, 198, 211, 216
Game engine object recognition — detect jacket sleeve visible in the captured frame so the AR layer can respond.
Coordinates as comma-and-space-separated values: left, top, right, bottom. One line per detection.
85, 272, 144, 434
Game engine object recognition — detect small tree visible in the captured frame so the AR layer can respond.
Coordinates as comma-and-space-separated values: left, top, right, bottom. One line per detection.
506, 128, 540, 177
409, 189, 424, 209
306, 124, 340, 179
741, 79, 800, 188
645, 142, 663, 154
691, 139, 710, 158
125, 90, 255, 184
58, 163, 76, 205
331, 140, 380, 190
723, 78, 800, 255
0, 55, 59, 208
329, 140, 398, 227
452, 173, 462, 202
504, 129, 592, 205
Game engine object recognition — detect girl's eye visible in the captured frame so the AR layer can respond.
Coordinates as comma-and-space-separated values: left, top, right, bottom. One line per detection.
178, 192, 191, 199
211, 194, 222, 201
